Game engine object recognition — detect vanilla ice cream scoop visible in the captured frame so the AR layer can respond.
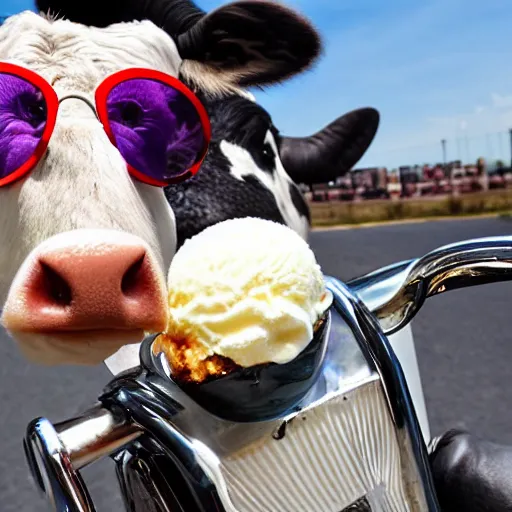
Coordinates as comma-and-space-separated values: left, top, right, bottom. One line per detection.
152, 218, 333, 421
156, 218, 332, 374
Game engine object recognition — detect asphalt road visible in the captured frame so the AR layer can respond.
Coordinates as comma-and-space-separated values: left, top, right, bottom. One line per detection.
2, 216, 512, 511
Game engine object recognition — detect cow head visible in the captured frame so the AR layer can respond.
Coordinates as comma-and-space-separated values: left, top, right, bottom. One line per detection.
166, 90, 379, 247
35, 0, 380, 248
0, 3, 323, 365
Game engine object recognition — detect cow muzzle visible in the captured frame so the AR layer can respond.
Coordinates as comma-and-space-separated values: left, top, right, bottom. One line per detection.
1, 228, 168, 365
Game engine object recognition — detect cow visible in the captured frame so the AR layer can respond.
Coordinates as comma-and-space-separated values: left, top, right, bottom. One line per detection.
34, 0, 380, 248
0, 2, 327, 366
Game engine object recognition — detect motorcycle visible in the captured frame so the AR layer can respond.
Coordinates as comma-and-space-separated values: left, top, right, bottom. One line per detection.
23, 236, 512, 511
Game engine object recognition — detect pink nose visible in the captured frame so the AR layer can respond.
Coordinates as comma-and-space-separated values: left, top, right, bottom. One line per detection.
2, 230, 167, 334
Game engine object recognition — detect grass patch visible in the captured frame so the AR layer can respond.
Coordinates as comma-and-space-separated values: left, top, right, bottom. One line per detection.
309, 190, 512, 227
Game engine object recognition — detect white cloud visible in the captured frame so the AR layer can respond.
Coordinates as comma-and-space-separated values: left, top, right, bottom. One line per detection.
425, 92, 512, 137
358, 90, 512, 168
492, 93, 512, 108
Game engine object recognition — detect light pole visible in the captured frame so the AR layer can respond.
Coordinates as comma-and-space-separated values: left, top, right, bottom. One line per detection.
441, 139, 447, 165
509, 129, 512, 168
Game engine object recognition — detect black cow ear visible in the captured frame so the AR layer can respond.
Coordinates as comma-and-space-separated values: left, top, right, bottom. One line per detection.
177, 0, 322, 88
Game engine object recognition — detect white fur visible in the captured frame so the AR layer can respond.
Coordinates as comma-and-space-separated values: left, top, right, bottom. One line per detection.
0, 12, 183, 86
0, 11, 180, 304
220, 131, 309, 240
243, 91, 257, 102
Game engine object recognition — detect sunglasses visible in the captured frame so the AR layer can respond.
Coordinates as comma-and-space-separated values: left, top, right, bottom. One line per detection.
0, 63, 211, 188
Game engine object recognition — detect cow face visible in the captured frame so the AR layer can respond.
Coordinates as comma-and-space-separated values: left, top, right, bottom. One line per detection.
166, 91, 311, 247
0, 4, 323, 366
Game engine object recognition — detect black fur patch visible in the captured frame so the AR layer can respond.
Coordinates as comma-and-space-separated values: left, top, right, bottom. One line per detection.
165, 142, 286, 249
289, 181, 310, 222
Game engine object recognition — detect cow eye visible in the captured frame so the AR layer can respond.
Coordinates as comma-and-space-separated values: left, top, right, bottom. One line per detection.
262, 142, 274, 158
119, 101, 144, 128
26, 99, 46, 123
17, 92, 47, 128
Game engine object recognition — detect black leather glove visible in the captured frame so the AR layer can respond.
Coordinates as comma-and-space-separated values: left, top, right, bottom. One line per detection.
430, 429, 512, 511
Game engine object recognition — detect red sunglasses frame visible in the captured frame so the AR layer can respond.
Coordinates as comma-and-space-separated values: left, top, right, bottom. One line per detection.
0, 63, 211, 188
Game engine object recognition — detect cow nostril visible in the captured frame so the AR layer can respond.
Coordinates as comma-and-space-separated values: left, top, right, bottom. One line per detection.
39, 262, 73, 306
121, 255, 146, 297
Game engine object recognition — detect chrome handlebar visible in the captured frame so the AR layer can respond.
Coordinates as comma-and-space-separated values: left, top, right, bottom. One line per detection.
25, 408, 142, 512
349, 236, 512, 335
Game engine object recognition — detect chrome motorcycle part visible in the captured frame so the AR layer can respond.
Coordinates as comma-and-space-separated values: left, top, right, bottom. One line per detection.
24, 276, 439, 511
350, 236, 512, 335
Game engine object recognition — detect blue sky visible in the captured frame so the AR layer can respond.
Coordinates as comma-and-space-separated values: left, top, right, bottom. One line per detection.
4, 0, 512, 168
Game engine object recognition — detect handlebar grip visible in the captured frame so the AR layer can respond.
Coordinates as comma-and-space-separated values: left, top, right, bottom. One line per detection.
351, 236, 512, 334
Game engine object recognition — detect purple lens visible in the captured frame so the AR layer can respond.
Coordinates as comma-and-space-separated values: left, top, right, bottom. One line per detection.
106, 78, 207, 183
0, 73, 47, 180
